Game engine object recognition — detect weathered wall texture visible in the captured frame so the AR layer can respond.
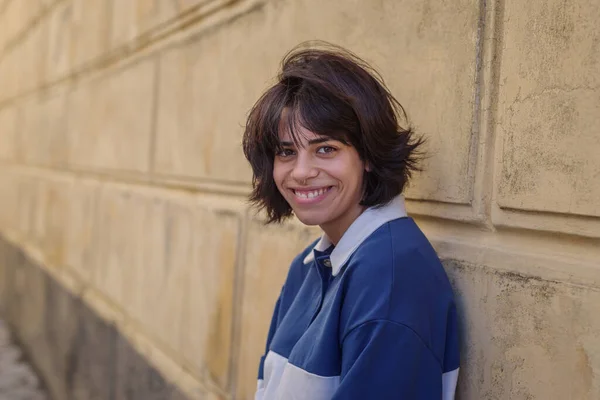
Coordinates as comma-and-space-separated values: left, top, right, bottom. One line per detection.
0, 0, 599, 399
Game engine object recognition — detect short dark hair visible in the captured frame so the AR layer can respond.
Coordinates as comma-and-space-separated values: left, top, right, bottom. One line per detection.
242, 41, 424, 223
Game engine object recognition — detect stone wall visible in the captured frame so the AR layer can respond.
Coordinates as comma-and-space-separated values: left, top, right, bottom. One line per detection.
0, 0, 598, 399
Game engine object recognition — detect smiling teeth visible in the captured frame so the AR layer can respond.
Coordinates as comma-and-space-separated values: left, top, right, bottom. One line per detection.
295, 188, 328, 199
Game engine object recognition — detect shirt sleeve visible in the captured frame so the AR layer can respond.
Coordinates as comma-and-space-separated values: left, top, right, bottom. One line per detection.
332, 319, 452, 400
255, 290, 283, 400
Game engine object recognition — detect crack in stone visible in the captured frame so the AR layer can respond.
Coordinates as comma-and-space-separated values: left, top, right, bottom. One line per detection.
507, 84, 600, 112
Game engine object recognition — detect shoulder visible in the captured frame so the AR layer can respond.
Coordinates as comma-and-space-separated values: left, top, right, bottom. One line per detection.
340, 218, 455, 332
343, 217, 441, 291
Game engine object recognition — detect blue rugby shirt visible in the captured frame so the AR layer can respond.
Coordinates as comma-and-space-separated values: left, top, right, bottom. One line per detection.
255, 195, 460, 400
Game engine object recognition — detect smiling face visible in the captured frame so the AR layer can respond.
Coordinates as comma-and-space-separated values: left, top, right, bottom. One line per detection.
273, 125, 368, 243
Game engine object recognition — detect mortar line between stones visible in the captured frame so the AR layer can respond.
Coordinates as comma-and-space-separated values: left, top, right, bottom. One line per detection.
468, 0, 507, 229
466, 0, 488, 207
478, 0, 507, 226
0, 161, 252, 193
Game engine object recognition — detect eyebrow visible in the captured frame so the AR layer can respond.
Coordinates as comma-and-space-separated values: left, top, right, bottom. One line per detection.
279, 137, 331, 147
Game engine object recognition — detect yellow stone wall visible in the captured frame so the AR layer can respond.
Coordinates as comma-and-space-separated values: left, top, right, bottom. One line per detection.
0, 0, 599, 399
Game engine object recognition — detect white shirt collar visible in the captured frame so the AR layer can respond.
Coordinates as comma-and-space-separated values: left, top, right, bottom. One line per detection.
303, 195, 408, 276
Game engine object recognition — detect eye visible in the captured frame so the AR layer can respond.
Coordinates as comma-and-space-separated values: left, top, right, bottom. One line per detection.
276, 148, 296, 157
317, 146, 336, 155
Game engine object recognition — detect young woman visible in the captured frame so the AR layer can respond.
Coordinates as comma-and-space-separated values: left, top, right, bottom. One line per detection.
243, 42, 459, 400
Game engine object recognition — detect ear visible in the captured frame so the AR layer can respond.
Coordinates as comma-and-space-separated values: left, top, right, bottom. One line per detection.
365, 161, 372, 172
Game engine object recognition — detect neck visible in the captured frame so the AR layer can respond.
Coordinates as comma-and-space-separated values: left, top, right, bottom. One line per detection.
320, 204, 366, 245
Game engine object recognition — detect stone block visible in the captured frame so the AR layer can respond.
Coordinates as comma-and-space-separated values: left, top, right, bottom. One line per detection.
66, 179, 101, 283
181, 201, 243, 389
446, 260, 600, 399
236, 218, 317, 399
41, 177, 72, 266
70, 0, 110, 69
0, 47, 19, 101
0, 9, 6, 52
497, 0, 600, 217
0, 170, 20, 232
123, 192, 192, 357
15, 173, 41, 241
92, 185, 142, 305
46, 1, 73, 82
14, 174, 72, 266
20, 88, 68, 166
155, 0, 480, 203
65, 84, 92, 166
109, 0, 206, 50
18, 19, 48, 93
68, 58, 156, 172
90, 185, 243, 388
0, 105, 19, 162
92, 190, 245, 391
17, 176, 48, 250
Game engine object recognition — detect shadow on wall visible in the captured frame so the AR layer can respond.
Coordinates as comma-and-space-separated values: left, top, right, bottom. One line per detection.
0, 236, 192, 400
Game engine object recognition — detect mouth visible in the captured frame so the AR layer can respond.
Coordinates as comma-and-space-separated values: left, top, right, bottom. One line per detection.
290, 186, 333, 204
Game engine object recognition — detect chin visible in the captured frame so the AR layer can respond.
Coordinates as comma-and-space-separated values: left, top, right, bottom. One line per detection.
293, 211, 328, 227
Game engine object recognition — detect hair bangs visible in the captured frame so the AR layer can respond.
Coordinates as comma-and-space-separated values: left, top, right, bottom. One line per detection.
279, 84, 353, 148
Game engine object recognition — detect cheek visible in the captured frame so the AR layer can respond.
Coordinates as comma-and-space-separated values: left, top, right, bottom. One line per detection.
330, 157, 365, 188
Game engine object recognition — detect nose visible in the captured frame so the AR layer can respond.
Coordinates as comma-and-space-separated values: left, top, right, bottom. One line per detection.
290, 152, 318, 184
